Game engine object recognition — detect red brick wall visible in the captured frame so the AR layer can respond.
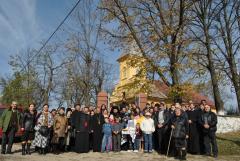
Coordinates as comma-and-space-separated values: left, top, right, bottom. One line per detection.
97, 91, 108, 108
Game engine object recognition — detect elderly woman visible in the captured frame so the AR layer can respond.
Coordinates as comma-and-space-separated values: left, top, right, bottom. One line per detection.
32, 104, 53, 155
52, 107, 68, 154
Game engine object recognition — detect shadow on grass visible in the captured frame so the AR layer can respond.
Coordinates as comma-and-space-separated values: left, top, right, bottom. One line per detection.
217, 136, 240, 147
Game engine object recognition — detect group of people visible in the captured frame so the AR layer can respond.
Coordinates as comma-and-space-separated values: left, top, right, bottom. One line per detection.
0, 100, 218, 160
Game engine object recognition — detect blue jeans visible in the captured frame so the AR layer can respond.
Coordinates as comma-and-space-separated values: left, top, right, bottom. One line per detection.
101, 134, 112, 152
134, 138, 141, 150
144, 133, 153, 152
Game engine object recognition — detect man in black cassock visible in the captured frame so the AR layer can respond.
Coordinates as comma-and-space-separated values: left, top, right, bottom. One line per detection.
197, 100, 206, 154
186, 101, 200, 154
71, 106, 90, 153
90, 107, 104, 152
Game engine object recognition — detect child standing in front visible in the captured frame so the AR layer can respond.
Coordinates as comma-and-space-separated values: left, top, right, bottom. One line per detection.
101, 117, 112, 152
140, 112, 155, 153
112, 116, 123, 152
133, 123, 142, 152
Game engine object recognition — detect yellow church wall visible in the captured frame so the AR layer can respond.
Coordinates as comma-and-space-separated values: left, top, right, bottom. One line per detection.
119, 56, 139, 86
111, 53, 164, 105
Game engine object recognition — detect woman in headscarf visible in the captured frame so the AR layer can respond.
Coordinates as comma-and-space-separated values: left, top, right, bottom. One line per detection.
32, 104, 53, 155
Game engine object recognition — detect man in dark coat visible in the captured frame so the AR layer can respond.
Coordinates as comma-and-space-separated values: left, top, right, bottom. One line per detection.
171, 107, 189, 160
71, 106, 90, 153
186, 101, 200, 154
0, 101, 21, 154
90, 107, 104, 152
197, 100, 206, 154
199, 105, 218, 158
154, 102, 171, 154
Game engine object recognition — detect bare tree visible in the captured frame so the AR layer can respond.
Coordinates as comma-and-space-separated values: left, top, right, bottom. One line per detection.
213, 0, 240, 113
190, 0, 224, 113
63, 0, 114, 106
36, 44, 74, 105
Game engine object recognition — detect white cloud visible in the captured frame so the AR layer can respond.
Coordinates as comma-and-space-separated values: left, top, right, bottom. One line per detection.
0, 0, 42, 54
0, 0, 42, 75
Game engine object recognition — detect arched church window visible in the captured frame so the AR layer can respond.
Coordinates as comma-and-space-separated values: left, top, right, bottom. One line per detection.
122, 66, 127, 79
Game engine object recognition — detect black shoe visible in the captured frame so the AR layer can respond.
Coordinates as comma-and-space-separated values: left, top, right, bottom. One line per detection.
175, 156, 181, 160
64, 146, 68, 152
181, 150, 187, 160
174, 149, 180, 159
42, 148, 46, 155
1, 151, 6, 154
38, 148, 43, 155
6, 151, 13, 154
26, 143, 31, 155
22, 144, 26, 155
54, 151, 60, 155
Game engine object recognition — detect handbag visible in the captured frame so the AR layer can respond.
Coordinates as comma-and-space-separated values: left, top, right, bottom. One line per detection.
39, 126, 49, 137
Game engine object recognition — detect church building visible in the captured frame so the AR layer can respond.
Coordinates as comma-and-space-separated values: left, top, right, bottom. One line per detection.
110, 52, 214, 109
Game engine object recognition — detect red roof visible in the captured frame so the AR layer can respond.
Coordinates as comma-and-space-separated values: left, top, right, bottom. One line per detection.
153, 80, 215, 106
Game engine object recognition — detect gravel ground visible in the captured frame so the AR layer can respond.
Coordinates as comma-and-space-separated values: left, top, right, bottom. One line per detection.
0, 144, 239, 161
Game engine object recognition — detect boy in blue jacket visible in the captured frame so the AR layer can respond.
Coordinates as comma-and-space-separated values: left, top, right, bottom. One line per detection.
101, 117, 112, 152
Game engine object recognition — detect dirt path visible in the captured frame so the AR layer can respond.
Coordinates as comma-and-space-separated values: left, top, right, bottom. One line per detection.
0, 144, 239, 161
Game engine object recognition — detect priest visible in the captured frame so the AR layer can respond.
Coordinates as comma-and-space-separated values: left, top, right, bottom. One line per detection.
71, 105, 90, 153
90, 107, 105, 152
186, 101, 200, 154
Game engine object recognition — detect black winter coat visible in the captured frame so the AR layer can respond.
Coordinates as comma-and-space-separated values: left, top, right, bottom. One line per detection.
71, 111, 90, 133
171, 114, 189, 139
199, 111, 217, 133
21, 111, 36, 131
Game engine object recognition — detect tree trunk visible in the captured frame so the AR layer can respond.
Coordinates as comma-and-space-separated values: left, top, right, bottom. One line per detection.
205, 28, 224, 113
208, 61, 224, 113
221, 2, 240, 113
229, 59, 240, 113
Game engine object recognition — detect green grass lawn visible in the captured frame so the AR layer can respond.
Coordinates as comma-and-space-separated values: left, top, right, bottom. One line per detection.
217, 131, 240, 155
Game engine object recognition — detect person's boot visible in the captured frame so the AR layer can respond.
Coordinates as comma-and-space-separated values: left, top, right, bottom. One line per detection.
38, 148, 42, 155
181, 149, 187, 160
65, 145, 69, 152
53, 144, 59, 155
1, 149, 6, 154
42, 148, 46, 155
6, 145, 13, 154
22, 143, 26, 155
174, 149, 180, 159
1, 145, 6, 154
26, 143, 31, 155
